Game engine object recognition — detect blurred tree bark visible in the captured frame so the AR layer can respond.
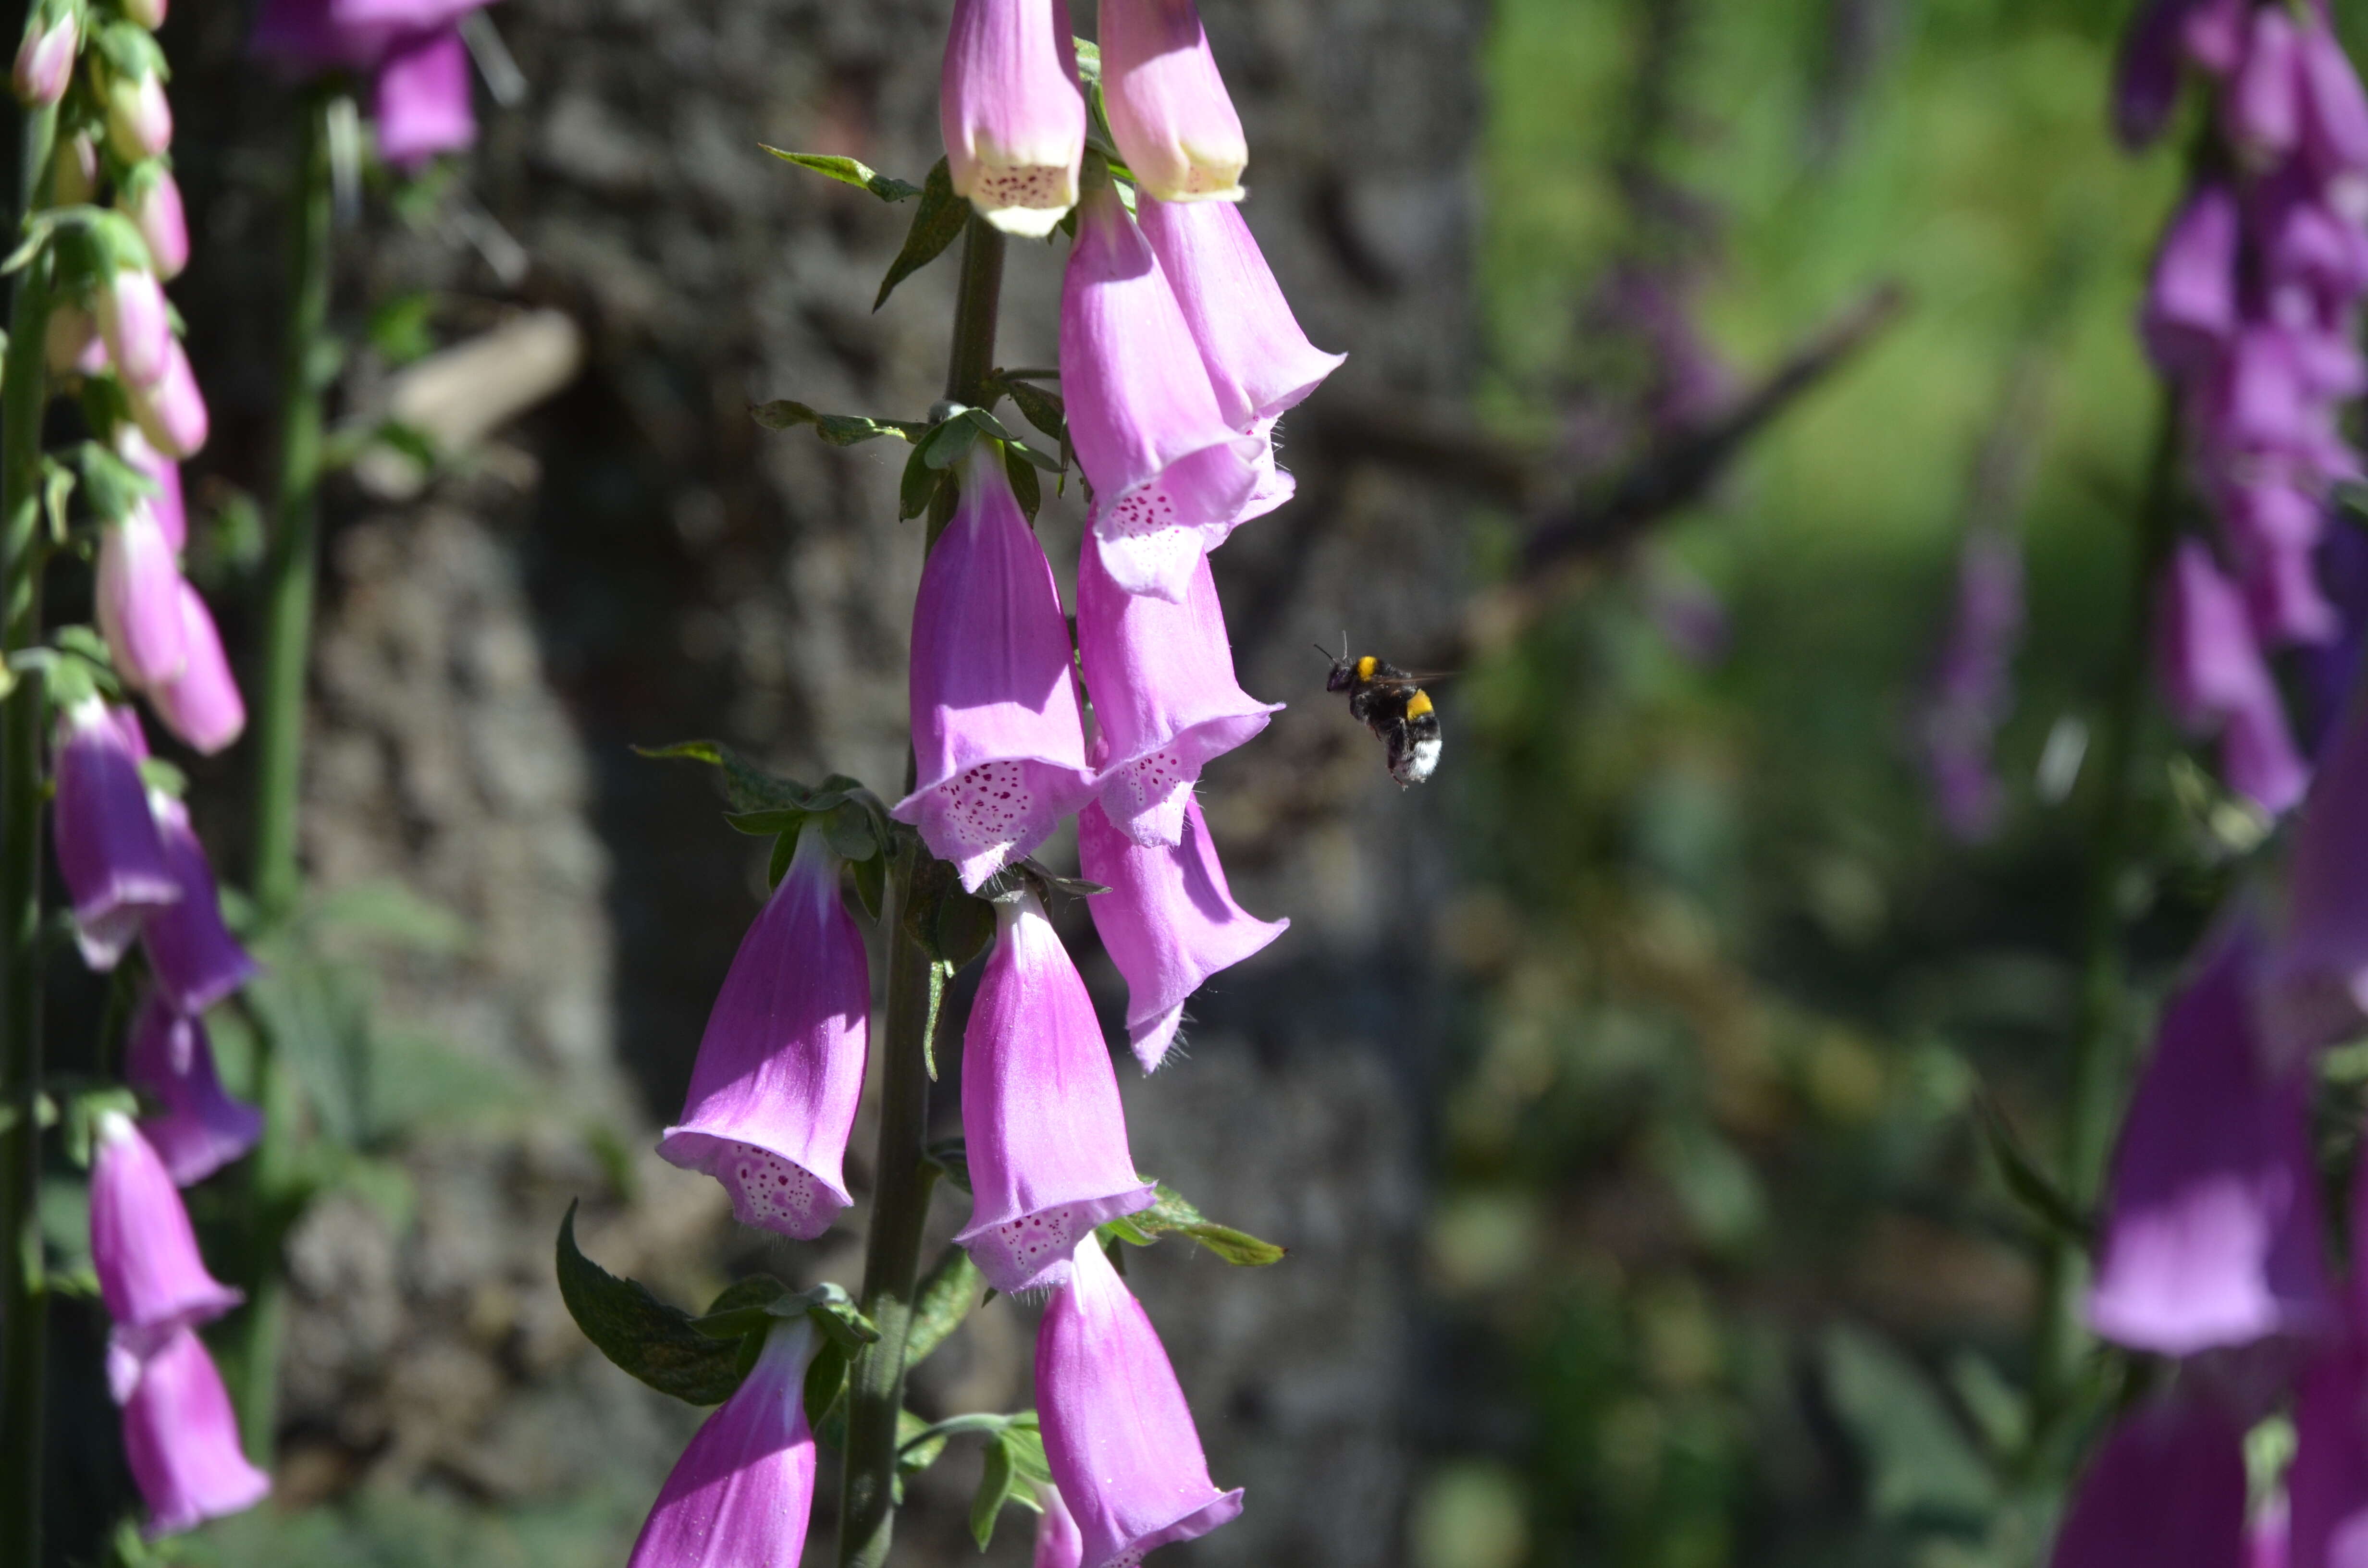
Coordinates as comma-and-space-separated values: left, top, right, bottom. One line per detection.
120, 0, 1483, 1562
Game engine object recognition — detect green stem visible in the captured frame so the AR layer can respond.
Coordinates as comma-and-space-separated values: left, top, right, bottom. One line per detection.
233, 87, 334, 1465
0, 94, 58, 1566
2025, 392, 2180, 1455
836, 212, 1005, 1568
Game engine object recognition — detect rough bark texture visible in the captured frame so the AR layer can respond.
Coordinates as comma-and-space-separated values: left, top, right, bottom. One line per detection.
64, 0, 1482, 1562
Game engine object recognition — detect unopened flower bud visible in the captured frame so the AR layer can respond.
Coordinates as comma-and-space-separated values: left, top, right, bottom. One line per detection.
149, 583, 246, 756
45, 302, 106, 378
940, 0, 1085, 237
1099, 0, 1248, 201
104, 66, 173, 161
127, 338, 209, 459
12, 11, 74, 108
50, 132, 97, 207
96, 265, 171, 390
117, 166, 189, 281
97, 503, 189, 690
122, 0, 167, 31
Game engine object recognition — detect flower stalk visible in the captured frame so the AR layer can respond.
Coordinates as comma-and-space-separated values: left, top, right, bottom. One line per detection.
0, 89, 60, 1566
835, 211, 1007, 1568
231, 84, 335, 1464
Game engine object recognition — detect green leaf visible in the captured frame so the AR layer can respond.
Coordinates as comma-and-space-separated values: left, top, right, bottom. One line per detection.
553, 1200, 748, 1406
759, 147, 925, 203
1975, 1097, 2091, 1244
875, 158, 971, 312
1005, 441, 1042, 520
1822, 1323, 1998, 1522
823, 799, 879, 864
849, 849, 886, 924
749, 399, 927, 447
920, 411, 984, 472
311, 879, 472, 956
971, 1435, 1018, 1550
367, 290, 439, 365
900, 440, 947, 521
1100, 1184, 1286, 1266
634, 739, 826, 814
907, 1244, 986, 1370
999, 377, 1067, 446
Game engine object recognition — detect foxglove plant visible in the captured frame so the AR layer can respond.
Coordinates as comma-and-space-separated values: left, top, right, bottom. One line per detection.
563, 7, 1312, 1566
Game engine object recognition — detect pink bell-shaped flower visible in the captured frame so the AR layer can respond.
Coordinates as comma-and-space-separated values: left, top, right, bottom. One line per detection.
98, 503, 189, 690
373, 25, 475, 169
12, 11, 74, 108
2301, 14, 2368, 179
96, 264, 170, 392
1061, 180, 1261, 602
141, 794, 260, 1017
128, 338, 210, 459
127, 996, 263, 1188
150, 581, 247, 755
2158, 539, 2310, 814
251, 0, 487, 74
2225, 3, 2303, 165
2145, 185, 2242, 374
660, 822, 868, 1239
103, 66, 172, 161
1079, 796, 1286, 1072
2048, 1393, 2246, 1568
117, 164, 189, 282
1076, 530, 1277, 846
91, 1111, 243, 1362
52, 699, 178, 969
955, 890, 1155, 1293
1136, 194, 1344, 435
627, 1316, 821, 1568
2088, 923, 2335, 1355
890, 447, 1095, 891
1036, 1235, 1243, 1568
940, 0, 1085, 237
1098, 0, 1247, 202
118, 1326, 271, 1538
1035, 1484, 1085, 1568
115, 426, 185, 553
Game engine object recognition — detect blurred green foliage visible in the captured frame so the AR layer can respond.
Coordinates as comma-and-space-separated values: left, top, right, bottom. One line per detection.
1425, 0, 2283, 1565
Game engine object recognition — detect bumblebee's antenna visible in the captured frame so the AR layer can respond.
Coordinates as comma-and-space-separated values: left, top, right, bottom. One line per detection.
1312, 642, 1335, 662
1339, 631, 1350, 662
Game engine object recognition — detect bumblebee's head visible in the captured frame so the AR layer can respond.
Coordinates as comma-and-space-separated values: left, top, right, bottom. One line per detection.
1320, 635, 1356, 692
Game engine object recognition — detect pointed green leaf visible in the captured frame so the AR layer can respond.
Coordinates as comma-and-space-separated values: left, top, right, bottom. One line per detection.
875, 158, 971, 312
553, 1201, 747, 1405
1000, 378, 1067, 446
758, 147, 925, 203
749, 399, 927, 446
907, 1244, 986, 1370
900, 439, 947, 520
635, 740, 832, 815
921, 412, 983, 472
1976, 1098, 2092, 1244
971, 1436, 1018, 1550
1100, 1183, 1285, 1265
1005, 441, 1043, 520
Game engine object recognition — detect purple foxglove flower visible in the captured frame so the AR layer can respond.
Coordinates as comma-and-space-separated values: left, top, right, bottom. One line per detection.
626, 1317, 820, 1568
2088, 924, 2334, 1355
2048, 1395, 2246, 1568
1136, 194, 1345, 434
52, 699, 178, 969
1035, 1484, 1084, 1568
940, 0, 1085, 237
2242, 534, 2343, 648
2225, 4, 2303, 164
658, 823, 868, 1239
2116, 0, 2187, 149
1061, 181, 1262, 602
2299, 521, 2368, 748
98, 503, 189, 690
2267, 650, 2368, 1051
2183, 0, 2249, 75
374, 26, 475, 169
91, 1111, 243, 1362
2158, 539, 2311, 814
955, 891, 1156, 1294
1078, 796, 1285, 1073
2258, 182, 2368, 302
251, 0, 486, 72
151, 582, 247, 755
1098, 0, 1247, 202
2302, 17, 2368, 179
116, 426, 185, 554
2290, 1338, 2368, 1568
12, 12, 74, 108
117, 165, 189, 282
2145, 184, 2241, 373
890, 448, 1095, 891
96, 265, 171, 392
1036, 1235, 1243, 1568
128, 338, 209, 458
1076, 529, 1277, 846
127, 997, 262, 1187
104, 67, 172, 161
118, 1326, 271, 1538
141, 795, 259, 1016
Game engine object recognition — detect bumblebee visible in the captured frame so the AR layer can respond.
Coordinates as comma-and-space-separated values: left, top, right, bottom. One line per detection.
1324, 646, 1443, 786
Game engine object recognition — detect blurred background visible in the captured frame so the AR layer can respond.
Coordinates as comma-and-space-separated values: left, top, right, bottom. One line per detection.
24, 0, 2315, 1563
